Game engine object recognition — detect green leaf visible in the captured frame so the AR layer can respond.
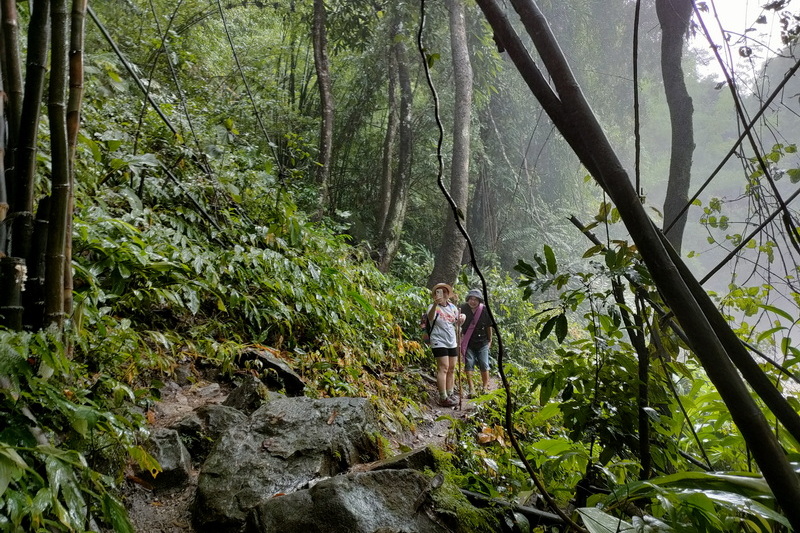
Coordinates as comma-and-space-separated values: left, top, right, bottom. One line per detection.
555, 314, 568, 343
755, 303, 794, 322
514, 259, 538, 278
102, 494, 135, 533
577, 507, 635, 533
128, 446, 161, 477
539, 316, 557, 341
347, 291, 377, 316
544, 245, 557, 274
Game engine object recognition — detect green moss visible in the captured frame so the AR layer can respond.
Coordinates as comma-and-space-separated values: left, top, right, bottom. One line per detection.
425, 446, 501, 533
370, 431, 393, 460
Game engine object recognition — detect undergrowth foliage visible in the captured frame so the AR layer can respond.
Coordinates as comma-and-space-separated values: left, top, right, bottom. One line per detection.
444, 222, 799, 532
1, 160, 430, 529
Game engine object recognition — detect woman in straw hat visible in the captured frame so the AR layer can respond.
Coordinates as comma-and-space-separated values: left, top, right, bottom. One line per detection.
426, 283, 465, 407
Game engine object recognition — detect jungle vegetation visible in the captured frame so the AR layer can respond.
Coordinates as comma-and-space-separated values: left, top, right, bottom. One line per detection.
2, 0, 800, 531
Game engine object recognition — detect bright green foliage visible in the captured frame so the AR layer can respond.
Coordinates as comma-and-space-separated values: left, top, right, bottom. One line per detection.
0, 330, 144, 532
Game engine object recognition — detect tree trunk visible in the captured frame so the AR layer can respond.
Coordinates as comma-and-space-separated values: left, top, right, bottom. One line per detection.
312, 0, 332, 215
657, 0, 694, 253
44, 0, 69, 327
375, 4, 413, 273
476, 0, 800, 527
376, 37, 399, 237
10, 0, 49, 268
427, 0, 473, 287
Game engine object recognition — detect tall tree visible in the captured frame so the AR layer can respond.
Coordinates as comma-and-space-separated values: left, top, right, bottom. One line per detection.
312, 0, 332, 214
374, 3, 413, 272
657, 0, 694, 253
427, 0, 473, 287
376, 36, 399, 238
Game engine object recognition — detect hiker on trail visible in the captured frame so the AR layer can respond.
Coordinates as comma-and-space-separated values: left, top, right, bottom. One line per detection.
460, 289, 492, 398
427, 283, 465, 407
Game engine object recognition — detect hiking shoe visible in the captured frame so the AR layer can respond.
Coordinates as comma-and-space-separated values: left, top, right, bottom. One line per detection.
438, 396, 457, 407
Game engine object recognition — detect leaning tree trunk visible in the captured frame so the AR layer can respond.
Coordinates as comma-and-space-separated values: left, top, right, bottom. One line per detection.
44, 0, 69, 327
312, 0, 332, 215
475, 0, 800, 527
375, 3, 413, 273
657, 0, 694, 253
427, 0, 473, 288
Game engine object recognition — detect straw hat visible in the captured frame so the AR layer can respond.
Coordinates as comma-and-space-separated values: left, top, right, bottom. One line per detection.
430, 283, 453, 298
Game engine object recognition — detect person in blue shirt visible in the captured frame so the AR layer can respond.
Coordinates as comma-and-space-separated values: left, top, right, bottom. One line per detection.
460, 289, 492, 397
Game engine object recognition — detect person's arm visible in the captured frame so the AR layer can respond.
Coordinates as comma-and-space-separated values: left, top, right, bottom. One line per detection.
427, 303, 437, 324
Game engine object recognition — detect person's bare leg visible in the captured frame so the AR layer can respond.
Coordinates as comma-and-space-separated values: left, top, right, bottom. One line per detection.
465, 371, 474, 396
437, 357, 450, 400
480, 369, 490, 390
446, 356, 457, 396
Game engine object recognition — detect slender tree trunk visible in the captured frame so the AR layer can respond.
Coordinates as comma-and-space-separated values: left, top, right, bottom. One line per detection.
428, 0, 473, 287
44, 0, 69, 327
476, 0, 800, 526
63, 0, 87, 317
11, 0, 49, 269
376, 16, 412, 272
312, 0, 332, 214
376, 41, 399, 237
657, 0, 694, 253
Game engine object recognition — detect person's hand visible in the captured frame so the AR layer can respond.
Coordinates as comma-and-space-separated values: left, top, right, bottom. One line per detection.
458, 313, 466, 325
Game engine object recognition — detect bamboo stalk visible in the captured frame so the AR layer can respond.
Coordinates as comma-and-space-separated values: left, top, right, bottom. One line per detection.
0, 256, 24, 329
63, 0, 86, 317
10, 0, 49, 269
44, 0, 69, 327
1, 0, 23, 146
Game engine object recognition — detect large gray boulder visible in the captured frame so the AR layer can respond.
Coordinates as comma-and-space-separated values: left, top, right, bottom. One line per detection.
172, 404, 248, 462
245, 469, 453, 533
192, 396, 380, 532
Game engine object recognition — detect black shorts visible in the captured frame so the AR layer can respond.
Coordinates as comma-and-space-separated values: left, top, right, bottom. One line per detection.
432, 347, 458, 358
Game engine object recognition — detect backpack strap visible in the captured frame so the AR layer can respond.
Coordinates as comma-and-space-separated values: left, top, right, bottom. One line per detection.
427, 307, 439, 333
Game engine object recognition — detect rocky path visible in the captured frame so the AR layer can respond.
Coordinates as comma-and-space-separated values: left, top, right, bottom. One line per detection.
121, 372, 495, 533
